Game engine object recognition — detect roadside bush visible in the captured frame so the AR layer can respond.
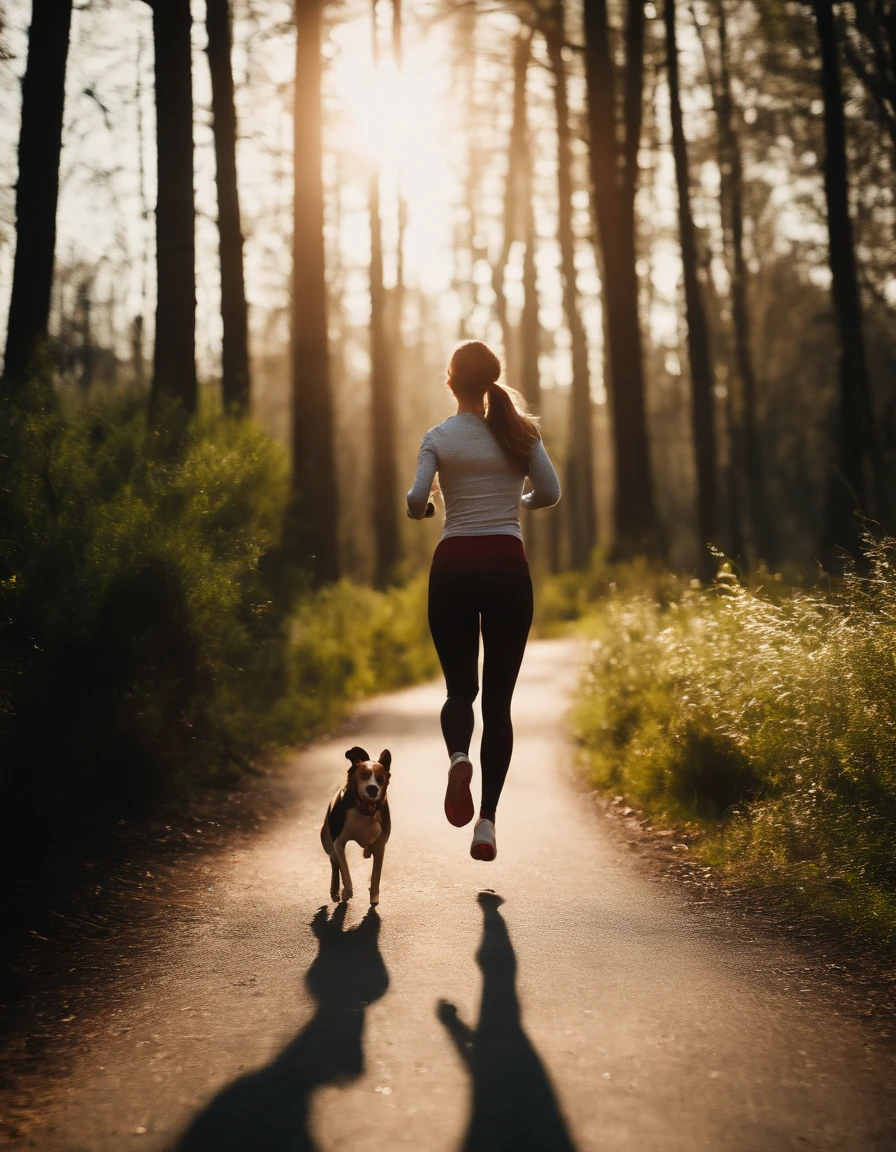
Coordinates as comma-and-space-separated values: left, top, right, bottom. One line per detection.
273, 577, 438, 740
0, 379, 288, 834
0, 379, 435, 885
575, 543, 896, 945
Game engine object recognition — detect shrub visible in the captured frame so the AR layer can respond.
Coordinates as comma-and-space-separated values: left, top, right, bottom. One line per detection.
0, 379, 289, 835
0, 379, 436, 884
575, 544, 896, 946
273, 577, 438, 741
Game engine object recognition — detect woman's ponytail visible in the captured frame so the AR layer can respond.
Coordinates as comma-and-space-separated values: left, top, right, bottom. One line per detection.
448, 340, 540, 473
485, 379, 540, 473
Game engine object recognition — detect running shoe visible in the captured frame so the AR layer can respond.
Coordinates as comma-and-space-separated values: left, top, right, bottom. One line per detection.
470, 817, 497, 861
444, 753, 474, 827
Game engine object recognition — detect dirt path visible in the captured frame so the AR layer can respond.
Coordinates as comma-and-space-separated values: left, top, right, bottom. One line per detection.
2, 638, 896, 1151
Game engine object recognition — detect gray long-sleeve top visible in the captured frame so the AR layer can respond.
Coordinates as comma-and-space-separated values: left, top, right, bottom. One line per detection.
406, 412, 561, 540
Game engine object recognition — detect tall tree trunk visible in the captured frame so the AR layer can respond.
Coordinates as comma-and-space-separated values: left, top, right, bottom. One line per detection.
291, 0, 339, 583
665, 0, 718, 580
461, 7, 480, 339
722, 380, 746, 563
519, 84, 540, 416
370, 0, 399, 588
134, 33, 150, 392
392, 0, 406, 329
149, 0, 197, 416
843, 0, 896, 160
544, 3, 596, 569
516, 30, 544, 565
3, 0, 73, 389
813, 0, 876, 563
131, 315, 145, 390
696, 186, 745, 564
76, 278, 94, 392
619, 0, 645, 260
492, 29, 532, 390
691, 0, 759, 565
520, 227, 540, 409
207, 0, 250, 414
715, 0, 768, 563
582, 0, 661, 558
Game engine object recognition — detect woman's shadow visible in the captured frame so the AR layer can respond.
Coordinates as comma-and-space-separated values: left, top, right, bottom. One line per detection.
177, 903, 387, 1152
438, 892, 578, 1152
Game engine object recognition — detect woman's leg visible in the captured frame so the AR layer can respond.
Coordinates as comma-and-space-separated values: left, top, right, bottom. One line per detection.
478, 569, 534, 822
428, 571, 480, 757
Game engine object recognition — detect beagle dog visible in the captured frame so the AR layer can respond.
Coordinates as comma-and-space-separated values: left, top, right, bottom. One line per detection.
320, 746, 392, 906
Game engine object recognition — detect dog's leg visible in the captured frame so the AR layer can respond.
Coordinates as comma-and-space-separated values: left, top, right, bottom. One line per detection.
368, 839, 386, 906
362, 824, 381, 859
334, 837, 353, 901
329, 853, 340, 903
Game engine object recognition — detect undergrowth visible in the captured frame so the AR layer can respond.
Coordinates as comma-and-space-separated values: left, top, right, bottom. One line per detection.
534, 552, 686, 634
574, 542, 896, 949
273, 577, 437, 740
0, 379, 435, 882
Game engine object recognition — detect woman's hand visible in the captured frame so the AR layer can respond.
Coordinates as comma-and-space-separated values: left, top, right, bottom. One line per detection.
407, 500, 436, 520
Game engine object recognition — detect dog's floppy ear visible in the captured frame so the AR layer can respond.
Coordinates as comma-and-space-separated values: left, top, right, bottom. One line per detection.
378, 749, 392, 772
345, 746, 369, 766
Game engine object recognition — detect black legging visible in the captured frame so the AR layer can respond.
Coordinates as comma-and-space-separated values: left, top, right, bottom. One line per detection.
428, 567, 533, 822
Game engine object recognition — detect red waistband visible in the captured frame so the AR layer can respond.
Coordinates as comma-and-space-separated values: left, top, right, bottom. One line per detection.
435, 535, 527, 560
431, 535, 528, 574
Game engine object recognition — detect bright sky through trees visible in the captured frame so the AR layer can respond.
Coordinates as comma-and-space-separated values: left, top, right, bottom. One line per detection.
0, 0, 601, 397
0, 0, 891, 410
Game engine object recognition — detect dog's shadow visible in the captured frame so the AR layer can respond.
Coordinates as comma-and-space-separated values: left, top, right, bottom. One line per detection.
438, 892, 578, 1152
176, 904, 387, 1152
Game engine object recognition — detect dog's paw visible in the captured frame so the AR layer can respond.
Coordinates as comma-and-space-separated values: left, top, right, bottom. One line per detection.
330, 889, 340, 903
369, 892, 379, 906
340, 887, 353, 902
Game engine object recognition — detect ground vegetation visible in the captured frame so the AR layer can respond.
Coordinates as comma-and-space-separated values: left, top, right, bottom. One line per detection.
572, 539, 896, 947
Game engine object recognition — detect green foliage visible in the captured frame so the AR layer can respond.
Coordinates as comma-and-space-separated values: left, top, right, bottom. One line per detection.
0, 379, 435, 863
574, 543, 896, 946
273, 578, 438, 740
1, 377, 288, 805
535, 551, 686, 634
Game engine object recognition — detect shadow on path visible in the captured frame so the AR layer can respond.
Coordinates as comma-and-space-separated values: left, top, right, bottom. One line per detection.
438, 892, 579, 1152
176, 903, 387, 1152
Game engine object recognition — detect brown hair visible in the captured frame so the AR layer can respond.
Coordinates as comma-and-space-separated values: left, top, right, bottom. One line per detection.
448, 341, 540, 473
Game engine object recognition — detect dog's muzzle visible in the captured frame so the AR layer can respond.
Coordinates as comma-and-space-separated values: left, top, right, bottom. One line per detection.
365, 785, 379, 798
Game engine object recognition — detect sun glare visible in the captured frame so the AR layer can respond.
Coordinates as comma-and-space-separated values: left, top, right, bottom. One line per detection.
332, 57, 414, 165
327, 19, 458, 294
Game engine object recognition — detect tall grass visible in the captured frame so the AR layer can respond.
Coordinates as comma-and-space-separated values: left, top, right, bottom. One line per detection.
575, 541, 896, 946
0, 379, 435, 881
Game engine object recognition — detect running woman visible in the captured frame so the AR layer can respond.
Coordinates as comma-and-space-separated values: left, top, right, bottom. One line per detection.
406, 341, 561, 861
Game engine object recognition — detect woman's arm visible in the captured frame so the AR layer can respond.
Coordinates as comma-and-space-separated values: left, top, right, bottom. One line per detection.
521, 438, 561, 510
407, 434, 438, 519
